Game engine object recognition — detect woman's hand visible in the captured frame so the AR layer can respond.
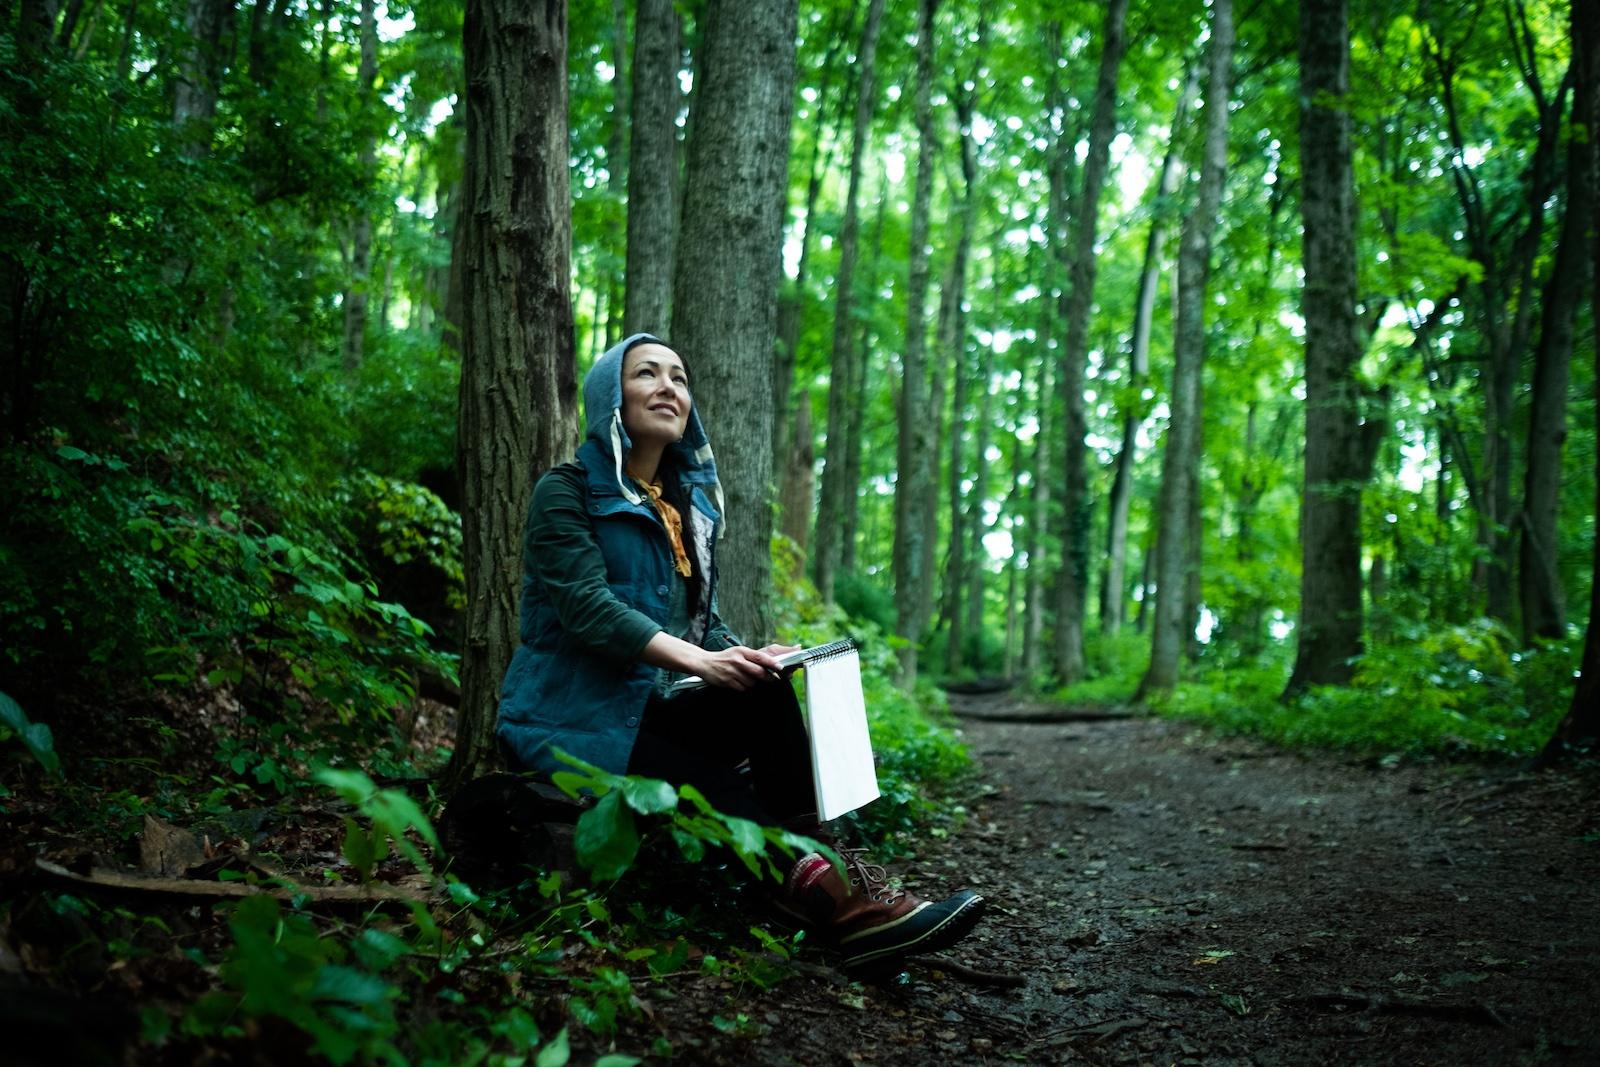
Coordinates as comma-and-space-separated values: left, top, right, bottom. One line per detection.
696, 644, 798, 691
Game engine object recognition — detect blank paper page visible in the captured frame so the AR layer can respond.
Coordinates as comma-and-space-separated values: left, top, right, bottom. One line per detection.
804, 650, 880, 821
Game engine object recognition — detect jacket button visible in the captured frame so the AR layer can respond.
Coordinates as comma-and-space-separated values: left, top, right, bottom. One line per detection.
657, 584, 668, 596
625, 716, 639, 728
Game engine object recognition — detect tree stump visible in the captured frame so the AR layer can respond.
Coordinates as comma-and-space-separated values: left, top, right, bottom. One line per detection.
438, 773, 590, 887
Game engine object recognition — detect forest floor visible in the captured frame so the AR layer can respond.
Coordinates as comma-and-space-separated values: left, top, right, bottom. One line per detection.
645, 691, 1600, 1066
6, 690, 1600, 1065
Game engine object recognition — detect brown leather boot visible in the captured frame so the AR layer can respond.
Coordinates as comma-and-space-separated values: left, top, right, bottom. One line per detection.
776, 848, 985, 972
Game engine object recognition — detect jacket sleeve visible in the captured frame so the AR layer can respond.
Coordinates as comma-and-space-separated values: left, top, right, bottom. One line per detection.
526, 469, 662, 663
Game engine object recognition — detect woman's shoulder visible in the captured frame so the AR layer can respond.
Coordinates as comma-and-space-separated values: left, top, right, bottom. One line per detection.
531, 462, 588, 507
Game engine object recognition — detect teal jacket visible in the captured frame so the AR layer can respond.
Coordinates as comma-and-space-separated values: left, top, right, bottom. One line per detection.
496, 334, 739, 779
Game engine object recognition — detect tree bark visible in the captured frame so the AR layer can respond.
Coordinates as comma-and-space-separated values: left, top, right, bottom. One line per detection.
447, 0, 580, 792
1519, 74, 1593, 641
840, 175, 890, 575
1541, 0, 1599, 760
814, 0, 885, 604
1284, 0, 1365, 697
893, 0, 939, 687
671, 0, 798, 646
341, 0, 380, 371
1053, 0, 1129, 683
1101, 60, 1198, 635
171, 0, 235, 159
623, 0, 679, 337
1137, 0, 1232, 698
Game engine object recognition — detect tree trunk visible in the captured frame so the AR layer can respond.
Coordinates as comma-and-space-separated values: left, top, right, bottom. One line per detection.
814, 0, 885, 604
1053, 0, 1129, 683
892, 0, 939, 687
171, 0, 236, 159
1285, 0, 1364, 697
963, 335, 995, 646
447, 0, 580, 793
623, 0, 679, 336
1022, 355, 1052, 678
1101, 60, 1198, 635
1519, 78, 1593, 641
1137, 0, 1232, 697
841, 175, 889, 575
671, 0, 798, 646
1540, 0, 1599, 760
341, 0, 380, 371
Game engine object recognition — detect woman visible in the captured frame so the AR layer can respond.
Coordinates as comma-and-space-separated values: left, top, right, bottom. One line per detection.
497, 334, 984, 972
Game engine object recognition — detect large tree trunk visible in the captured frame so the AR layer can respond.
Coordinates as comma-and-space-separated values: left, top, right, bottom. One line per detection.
1541, 0, 1599, 760
1137, 0, 1232, 698
1101, 61, 1198, 635
1520, 79, 1593, 641
813, 0, 885, 604
447, 0, 580, 792
623, 0, 679, 337
1052, 0, 1129, 683
341, 0, 380, 371
892, 0, 939, 687
1284, 0, 1365, 696
671, 0, 798, 646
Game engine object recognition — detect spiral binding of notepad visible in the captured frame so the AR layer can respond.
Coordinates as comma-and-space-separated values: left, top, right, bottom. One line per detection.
665, 637, 858, 695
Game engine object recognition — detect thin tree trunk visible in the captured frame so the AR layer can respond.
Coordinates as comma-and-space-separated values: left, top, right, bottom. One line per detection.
1285, 0, 1365, 696
341, 0, 380, 371
1541, 0, 1599, 760
963, 335, 995, 646
1102, 60, 1198, 634
671, 0, 798, 645
814, 0, 885, 604
1136, 0, 1231, 697
1053, 0, 1129, 682
1022, 357, 1053, 676
447, 0, 580, 792
1519, 78, 1592, 641
840, 184, 882, 576
893, 0, 939, 687
624, 0, 679, 336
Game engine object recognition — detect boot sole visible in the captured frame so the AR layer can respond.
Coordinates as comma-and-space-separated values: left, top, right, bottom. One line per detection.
841, 890, 987, 972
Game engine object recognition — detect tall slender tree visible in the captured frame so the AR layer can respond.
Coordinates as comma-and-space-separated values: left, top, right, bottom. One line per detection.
893, 0, 939, 686
814, 0, 886, 604
624, 0, 679, 336
1137, 0, 1233, 697
1053, 0, 1129, 683
1102, 60, 1198, 635
447, 0, 580, 791
1285, 0, 1365, 696
671, 0, 799, 645
342, 0, 381, 371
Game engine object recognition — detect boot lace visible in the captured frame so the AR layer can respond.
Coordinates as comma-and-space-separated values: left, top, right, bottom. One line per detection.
840, 847, 904, 905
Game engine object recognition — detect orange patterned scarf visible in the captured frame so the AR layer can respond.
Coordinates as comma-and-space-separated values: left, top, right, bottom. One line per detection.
628, 468, 693, 578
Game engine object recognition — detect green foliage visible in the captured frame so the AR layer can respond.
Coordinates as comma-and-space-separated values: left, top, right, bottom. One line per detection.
551, 752, 831, 883
1141, 621, 1577, 760
0, 689, 60, 778
315, 766, 441, 880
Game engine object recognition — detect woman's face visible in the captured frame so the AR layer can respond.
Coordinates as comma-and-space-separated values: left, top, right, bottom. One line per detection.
620, 343, 691, 447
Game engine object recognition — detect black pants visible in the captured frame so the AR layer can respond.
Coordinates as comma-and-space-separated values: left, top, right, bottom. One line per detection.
625, 676, 817, 827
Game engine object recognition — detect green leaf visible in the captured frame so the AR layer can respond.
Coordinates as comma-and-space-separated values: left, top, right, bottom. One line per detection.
618, 775, 678, 815
55, 445, 89, 462
534, 1027, 571, 1067
0, 690, 61, 777
312, 965, 394, 1007
573, 791, 639, 881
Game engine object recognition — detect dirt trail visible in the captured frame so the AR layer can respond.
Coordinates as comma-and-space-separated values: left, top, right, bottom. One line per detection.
711, 694, 1600, 1065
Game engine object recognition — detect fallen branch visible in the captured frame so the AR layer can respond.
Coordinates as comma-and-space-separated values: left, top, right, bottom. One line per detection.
35, 858, 430, 909
914, 955, 1027, 988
